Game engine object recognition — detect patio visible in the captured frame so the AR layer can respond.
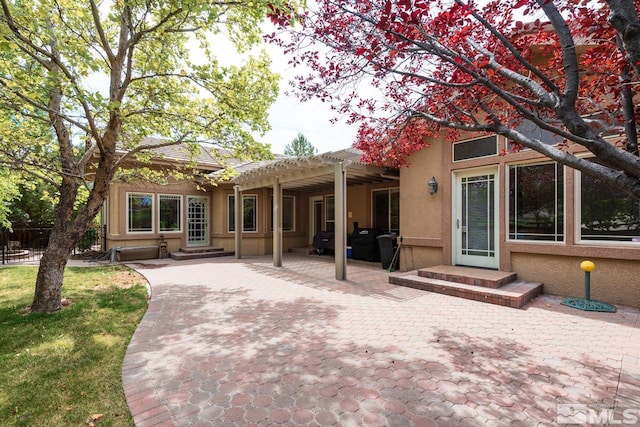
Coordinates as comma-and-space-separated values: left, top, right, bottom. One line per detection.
121, 254, 640, 426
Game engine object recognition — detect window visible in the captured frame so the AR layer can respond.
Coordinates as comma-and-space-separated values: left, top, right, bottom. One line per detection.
507, 119, 563, 151
127, 193, 153, 233
325, 195, 335, 232
271, 195, 295, 232
159, 195, 182, 232
579, 160, 640, 242
509, 162, 563, 241
228, 194, 258, 232
453, 136, 498, 161
373, 188, 400, 233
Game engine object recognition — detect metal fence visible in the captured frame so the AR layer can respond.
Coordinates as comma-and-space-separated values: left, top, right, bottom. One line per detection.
1, 225, 104, 265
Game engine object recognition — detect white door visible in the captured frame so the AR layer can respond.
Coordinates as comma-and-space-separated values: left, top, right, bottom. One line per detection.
309, 196, 323, 245
187, 196, 209, 247
453, 168, 499, 269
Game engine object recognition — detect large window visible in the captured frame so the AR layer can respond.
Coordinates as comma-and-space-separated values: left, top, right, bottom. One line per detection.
373, 188, 400, 233
579, 161, 640, 242
508, 162, 564, 241
271, 195, 295, 232
127, 193, 153, 233
325, 195, 335, 232
228, 194, 258, 232
159, 194, 182, 232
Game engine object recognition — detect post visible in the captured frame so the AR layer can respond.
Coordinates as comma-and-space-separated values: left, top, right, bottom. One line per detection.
580, 260, 595, 301
273, 177, 282, 267
234, 185, 242, 259
334, 162, 347, 280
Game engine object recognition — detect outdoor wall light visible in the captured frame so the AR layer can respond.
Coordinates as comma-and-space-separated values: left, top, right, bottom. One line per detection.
428, 176, 438, 195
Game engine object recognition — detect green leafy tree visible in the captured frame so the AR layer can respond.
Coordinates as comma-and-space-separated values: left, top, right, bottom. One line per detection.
7, 179, 57, 227
0, 168, 20, 229
284, 132, 317, 157
0, 0, 299, 312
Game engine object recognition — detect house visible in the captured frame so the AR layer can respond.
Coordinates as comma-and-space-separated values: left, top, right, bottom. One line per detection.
103, 133, 640, 308
103, 142, 400, 274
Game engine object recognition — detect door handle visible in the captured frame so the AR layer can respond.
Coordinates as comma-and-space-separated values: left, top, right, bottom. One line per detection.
456, 219, 460, 229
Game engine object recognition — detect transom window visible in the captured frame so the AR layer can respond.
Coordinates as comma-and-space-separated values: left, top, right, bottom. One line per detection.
228, 194, 258, 232
159, 194, 182, 232
453, 135, 498, 162
508, 162, 564, 241
579, 160, 640, 243
372, 188, 400, 233
127, 193, 154, 233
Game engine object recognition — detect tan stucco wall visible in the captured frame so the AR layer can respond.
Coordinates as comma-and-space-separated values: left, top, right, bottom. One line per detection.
396, 133, 640, 307
106, 179, 210, 252
346, 186, 369, 230
400, 143, 445, 240
511, 253, 640, 307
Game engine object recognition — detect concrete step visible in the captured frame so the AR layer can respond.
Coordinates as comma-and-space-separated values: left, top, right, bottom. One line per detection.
170, 250, 234, 261
418, 265, 517, 289
390, 273, 543, 309
177, 246, 225, 254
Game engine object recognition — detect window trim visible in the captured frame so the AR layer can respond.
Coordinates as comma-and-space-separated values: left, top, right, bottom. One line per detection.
158, 194, 183, 233
575, 161, 640, 246
227, 194, 259, 233
126, 192, 155, 234
506, 161, 566, 243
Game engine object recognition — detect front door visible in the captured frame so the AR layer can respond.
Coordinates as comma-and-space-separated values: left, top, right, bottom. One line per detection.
187, 196, 209, 247
453, 168, 499, 269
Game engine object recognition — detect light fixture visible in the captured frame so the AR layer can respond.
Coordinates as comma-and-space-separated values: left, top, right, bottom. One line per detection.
428, 176, 438, 195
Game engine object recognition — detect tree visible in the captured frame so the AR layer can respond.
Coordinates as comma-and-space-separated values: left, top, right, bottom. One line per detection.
0, 0, 298, 312
267, 0, 640, 199
7, 179, 57, 227
0, 168, 19, 229
284, 132, 317, 157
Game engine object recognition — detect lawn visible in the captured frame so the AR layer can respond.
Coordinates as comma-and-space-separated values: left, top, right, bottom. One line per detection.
0, 265, 149, 427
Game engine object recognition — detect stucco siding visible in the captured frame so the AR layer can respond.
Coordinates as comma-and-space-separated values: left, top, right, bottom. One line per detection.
511, 253, 640, 307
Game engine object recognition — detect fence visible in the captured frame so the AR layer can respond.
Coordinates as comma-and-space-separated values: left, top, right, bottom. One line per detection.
1, 225, 105, 265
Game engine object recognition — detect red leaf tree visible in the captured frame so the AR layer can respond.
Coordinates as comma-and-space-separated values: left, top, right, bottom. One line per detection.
268, 0, 640, 199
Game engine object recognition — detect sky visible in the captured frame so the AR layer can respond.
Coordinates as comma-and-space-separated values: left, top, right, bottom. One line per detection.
256, 42, 359, 155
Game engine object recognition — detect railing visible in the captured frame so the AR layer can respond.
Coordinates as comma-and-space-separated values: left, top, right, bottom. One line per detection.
1, 225, 105, 265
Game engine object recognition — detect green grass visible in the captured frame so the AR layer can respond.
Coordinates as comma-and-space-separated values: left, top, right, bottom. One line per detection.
0, 265, 149, 427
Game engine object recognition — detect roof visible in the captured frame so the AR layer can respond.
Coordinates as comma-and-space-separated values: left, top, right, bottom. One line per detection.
227, 148, 399, 192
117, 137, 222, 170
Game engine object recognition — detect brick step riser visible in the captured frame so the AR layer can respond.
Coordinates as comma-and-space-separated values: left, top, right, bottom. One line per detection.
417, 271, 517, 289
170, 251, 234, 261
390, 276, 543, 309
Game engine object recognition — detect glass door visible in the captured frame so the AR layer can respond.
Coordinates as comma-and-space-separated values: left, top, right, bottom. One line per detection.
453, 168, 499, 269
187, 196, 209, 247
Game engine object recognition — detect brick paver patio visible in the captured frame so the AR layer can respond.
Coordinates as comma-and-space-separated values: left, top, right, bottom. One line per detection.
121, 254, 640, 426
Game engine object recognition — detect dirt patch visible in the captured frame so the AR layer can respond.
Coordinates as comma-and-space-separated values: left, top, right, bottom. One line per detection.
110, 268, 148, 289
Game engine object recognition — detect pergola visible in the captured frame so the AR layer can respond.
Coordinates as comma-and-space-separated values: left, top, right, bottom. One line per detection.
230, 148, 398, 280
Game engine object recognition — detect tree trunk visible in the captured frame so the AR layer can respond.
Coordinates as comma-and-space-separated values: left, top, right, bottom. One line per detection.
31, 235, 75, 312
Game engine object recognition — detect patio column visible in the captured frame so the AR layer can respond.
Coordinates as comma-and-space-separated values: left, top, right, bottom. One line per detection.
335, 161, 347, 280
273, 176, 282, 267
234, 185, 242, 259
